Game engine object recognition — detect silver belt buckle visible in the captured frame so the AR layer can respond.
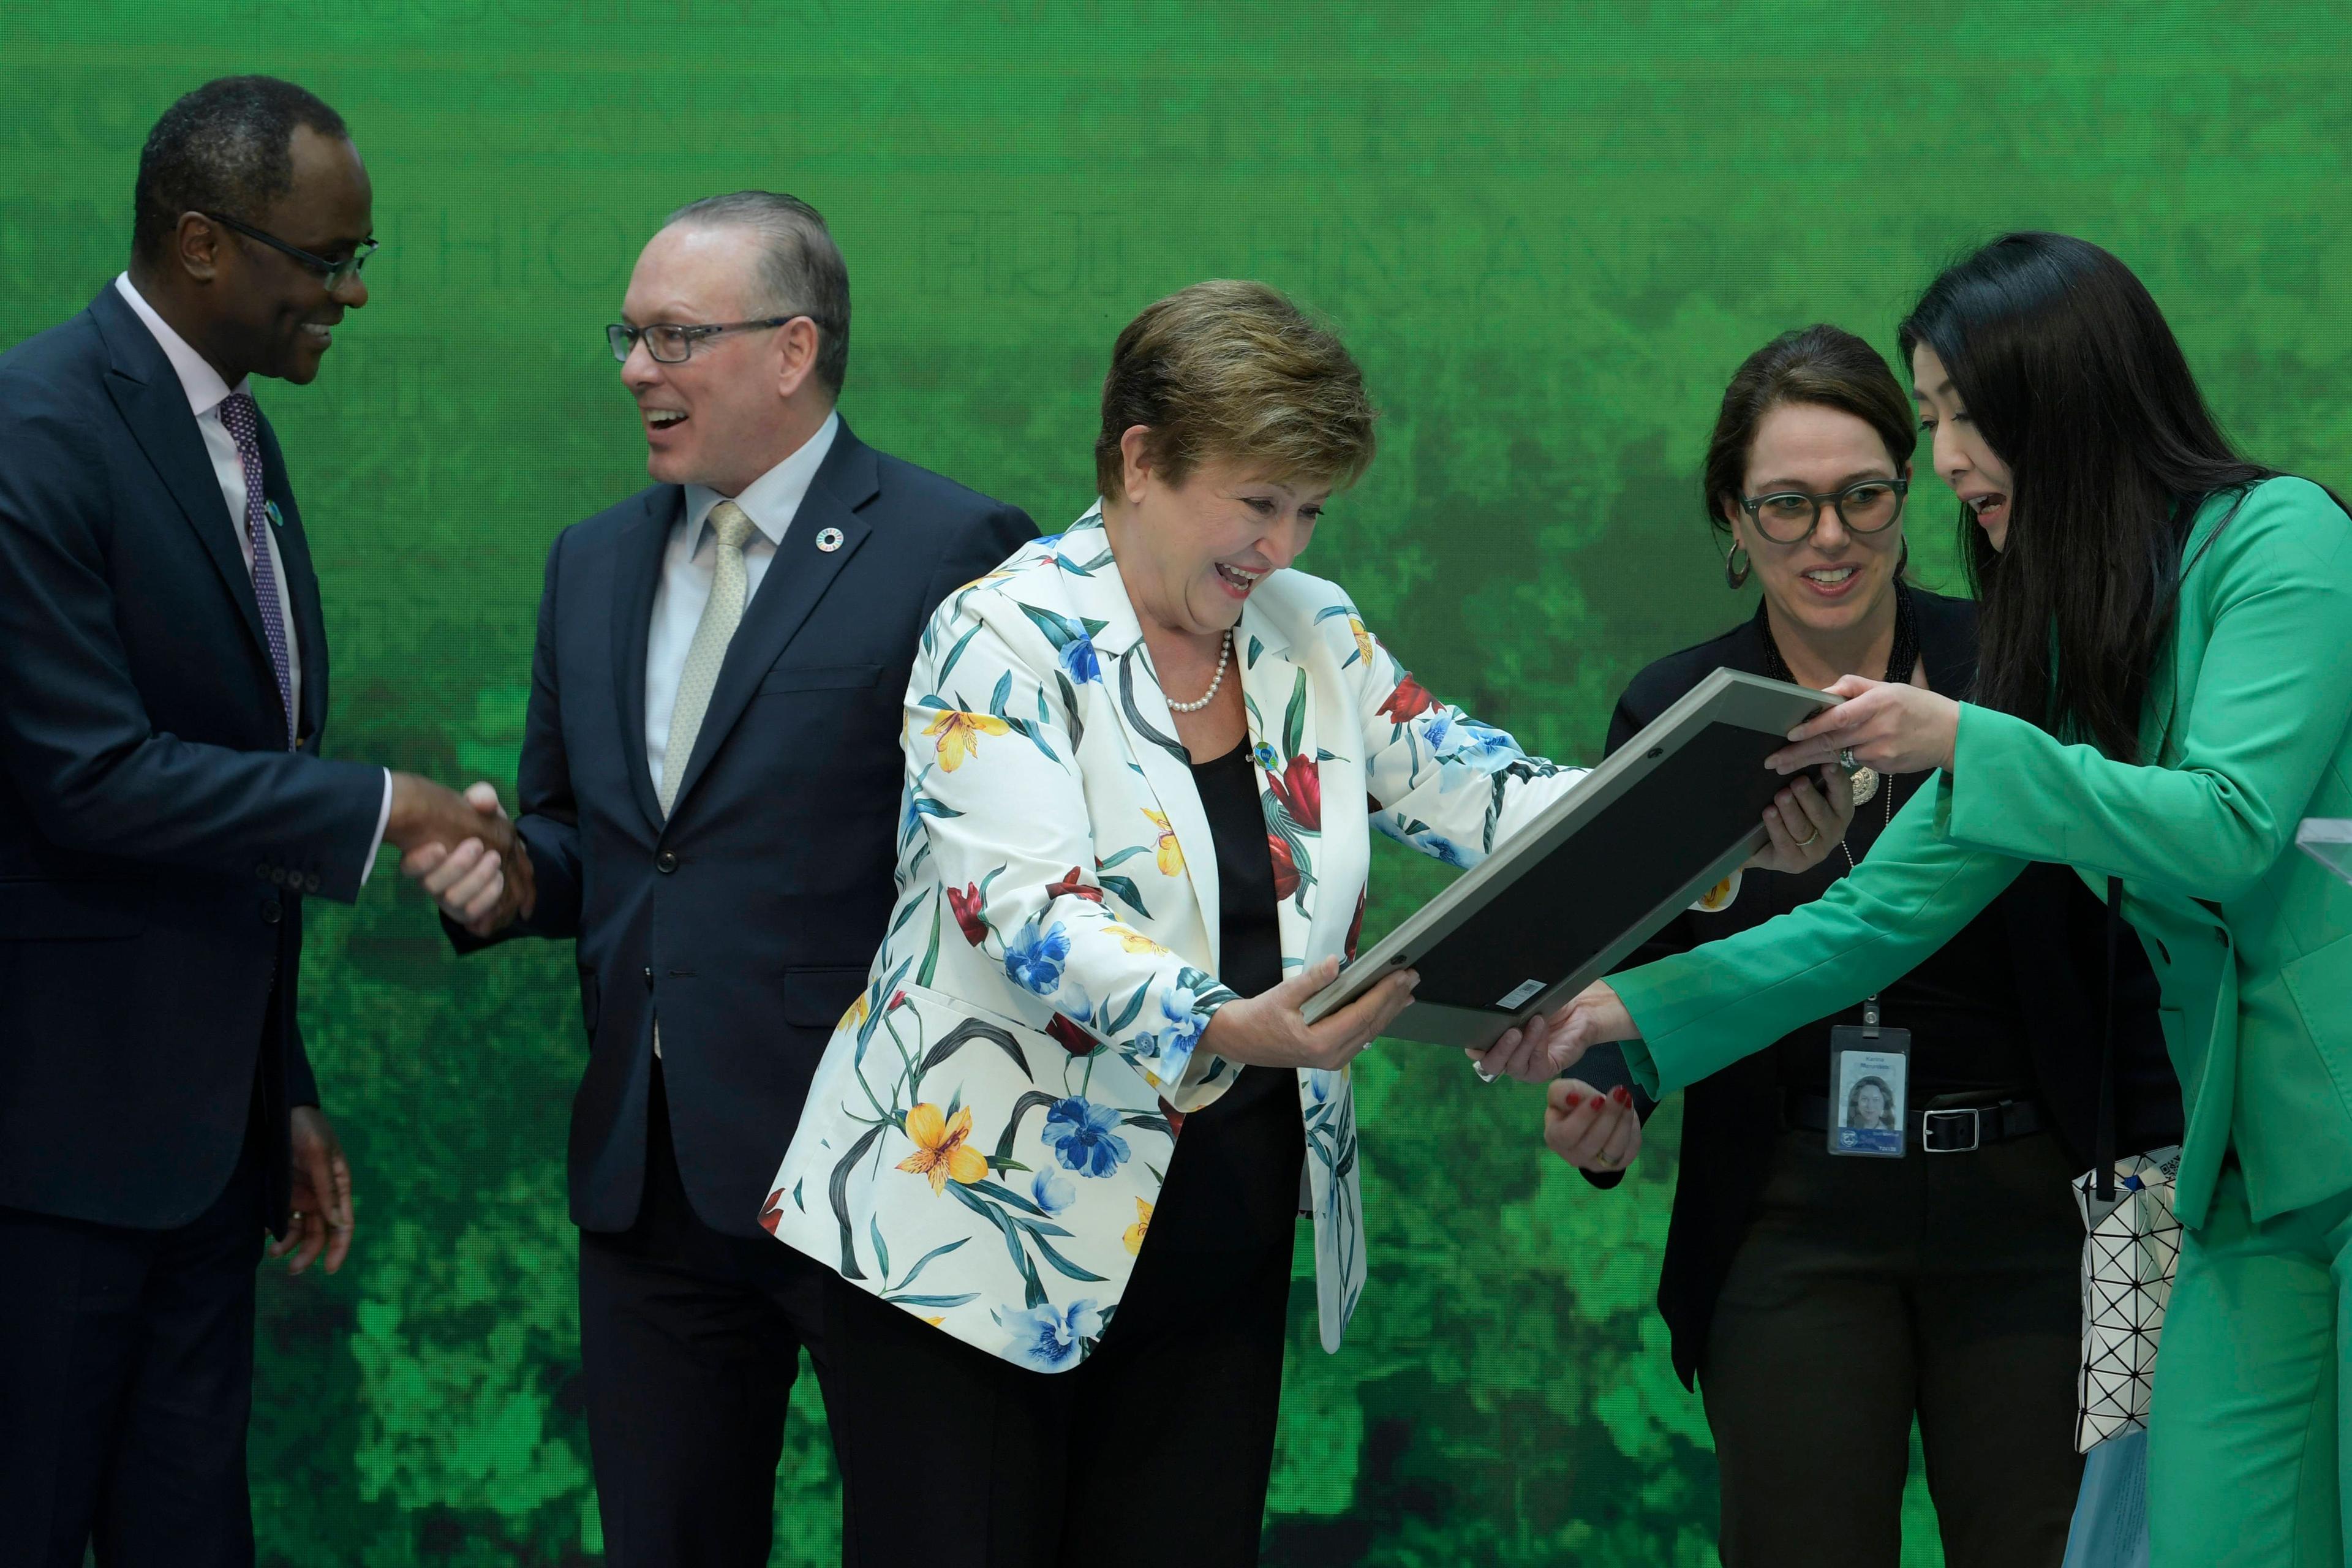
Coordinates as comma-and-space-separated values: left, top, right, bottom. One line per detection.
1921, 1106, 1983, 1153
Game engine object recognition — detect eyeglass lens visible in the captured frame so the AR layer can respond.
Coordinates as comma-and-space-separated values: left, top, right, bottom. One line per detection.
1751, 482, 1903, 542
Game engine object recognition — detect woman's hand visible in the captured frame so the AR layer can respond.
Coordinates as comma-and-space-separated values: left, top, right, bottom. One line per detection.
1202, 956, 1419, 1073
1771, 674, 1961, 777
1545, 1079, 1642, 1174
1744, 764, 1854, 875
1463, 979, 1637, 1082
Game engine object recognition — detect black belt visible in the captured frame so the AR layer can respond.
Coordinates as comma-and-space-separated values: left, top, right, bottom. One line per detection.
1785, 1091, 2043, 1153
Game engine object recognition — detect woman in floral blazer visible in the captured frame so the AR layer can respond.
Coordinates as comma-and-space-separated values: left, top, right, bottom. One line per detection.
765, 281, 1849, 1567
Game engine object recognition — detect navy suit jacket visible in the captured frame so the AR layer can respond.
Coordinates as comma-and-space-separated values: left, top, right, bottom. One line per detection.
455, 423, 1033, 1240
0, 285, 385, 1231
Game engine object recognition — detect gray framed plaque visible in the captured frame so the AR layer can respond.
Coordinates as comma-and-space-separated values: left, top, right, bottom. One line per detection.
1303, 668, 1838, 1049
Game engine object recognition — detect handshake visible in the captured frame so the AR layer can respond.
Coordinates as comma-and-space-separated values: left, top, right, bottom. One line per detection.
384, 774, 535, 937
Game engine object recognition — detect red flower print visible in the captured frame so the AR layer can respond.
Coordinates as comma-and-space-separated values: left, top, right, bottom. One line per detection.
759, 1188, 787, 1236
1345, 886, 1368, 961
1378, 674, 1436, 723
1046, 867, 1106, 905
1265, 755, 1322, 832
1267, 831, 1300, 902
946, 882, 988, 946
1158, 1096, 1188, 1139
1046, 1013, 1096, 1057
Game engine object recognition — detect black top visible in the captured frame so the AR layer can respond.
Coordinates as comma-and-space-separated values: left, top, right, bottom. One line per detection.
1580, 587, 2184, 1387
1143, 742, 1303, 1253
1635, 597, 2034, 1099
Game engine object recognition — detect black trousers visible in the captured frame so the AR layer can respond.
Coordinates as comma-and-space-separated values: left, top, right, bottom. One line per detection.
1699, 1125, 2086, 1568
826, 1219, 1295, 1568
0, 1103, 265, 1568
578, 1059, 837, 1567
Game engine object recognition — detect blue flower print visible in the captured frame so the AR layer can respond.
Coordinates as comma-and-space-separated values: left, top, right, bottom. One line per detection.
1058, 635, 1100, 685
1403, 826, 1474, 868
1424, 712, 1525, 785
1046, 1096, 1131, 1177
1003, 916, 1072, 996
1131, 985, 1210, 1071
1030, 1168, 1076, 1216
1003, 1298, 1102, 1370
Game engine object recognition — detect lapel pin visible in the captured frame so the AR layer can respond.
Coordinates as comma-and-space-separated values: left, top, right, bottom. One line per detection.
814, 526, 845, 553
264, 499, 285, 530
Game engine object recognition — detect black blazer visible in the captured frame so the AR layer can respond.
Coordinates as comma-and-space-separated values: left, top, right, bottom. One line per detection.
0, 285, 386, 1231
1580, 589, 2184, 1387
454, 423, 1033, 1240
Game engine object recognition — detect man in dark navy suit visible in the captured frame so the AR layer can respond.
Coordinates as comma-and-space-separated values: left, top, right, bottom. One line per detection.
408, 192, 1033, 1565
0, 78, 527, 1567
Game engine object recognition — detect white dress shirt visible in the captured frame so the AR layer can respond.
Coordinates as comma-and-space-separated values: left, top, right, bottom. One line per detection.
114, 274, 393, 878
643, 411, 839, 789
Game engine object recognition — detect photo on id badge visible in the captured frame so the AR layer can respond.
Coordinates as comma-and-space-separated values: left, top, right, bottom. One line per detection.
1833, 1047, 1907, 1156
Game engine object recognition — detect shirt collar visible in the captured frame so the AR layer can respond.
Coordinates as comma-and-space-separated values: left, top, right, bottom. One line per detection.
113, 273, 249, 418
682, 410, 841, 551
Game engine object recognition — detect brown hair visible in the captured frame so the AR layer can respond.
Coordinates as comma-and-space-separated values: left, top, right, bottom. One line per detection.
1702, 324, 1917, 545
1093, 280, 1377, 502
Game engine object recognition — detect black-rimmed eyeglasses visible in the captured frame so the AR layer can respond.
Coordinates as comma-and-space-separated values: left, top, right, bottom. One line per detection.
203, 212, 377, 292
1738, 478, 1909, 544
606, 315, 810, 364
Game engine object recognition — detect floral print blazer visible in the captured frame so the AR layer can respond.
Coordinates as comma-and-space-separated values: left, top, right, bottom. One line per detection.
763, 504, 1595, 1371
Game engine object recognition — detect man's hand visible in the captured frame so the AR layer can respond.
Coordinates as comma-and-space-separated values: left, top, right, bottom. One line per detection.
390, 776, 533, 933
1544, 1078, 1643, 1174
271, 1106, 353, 1275
1200, 956, 1420, 1073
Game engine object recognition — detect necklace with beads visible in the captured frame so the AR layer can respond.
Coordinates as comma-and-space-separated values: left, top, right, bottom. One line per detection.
1166, 630, 1233, 714
1756, 581, 1919, 809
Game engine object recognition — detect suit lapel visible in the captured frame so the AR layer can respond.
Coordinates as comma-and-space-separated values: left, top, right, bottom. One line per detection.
1065, 515, 1224, 966
611, 486, 679, 832
662, 428, 880, 821
1234, 600, 1319, 974
92, 289, 272, 665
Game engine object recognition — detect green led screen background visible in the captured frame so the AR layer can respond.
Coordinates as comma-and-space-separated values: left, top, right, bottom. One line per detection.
6, 4, 2347, 1563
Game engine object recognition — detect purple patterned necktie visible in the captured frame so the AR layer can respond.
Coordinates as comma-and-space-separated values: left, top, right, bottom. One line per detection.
216, 391, 296, 748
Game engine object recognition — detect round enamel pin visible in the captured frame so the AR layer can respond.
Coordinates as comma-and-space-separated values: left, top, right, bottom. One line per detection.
815, 527, 845, 552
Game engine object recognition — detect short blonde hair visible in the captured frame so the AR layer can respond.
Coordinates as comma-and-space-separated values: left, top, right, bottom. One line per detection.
1093, 280, 1377, 502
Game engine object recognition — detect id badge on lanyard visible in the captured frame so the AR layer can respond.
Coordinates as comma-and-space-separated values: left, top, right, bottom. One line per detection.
1828, 995, 1912, 1158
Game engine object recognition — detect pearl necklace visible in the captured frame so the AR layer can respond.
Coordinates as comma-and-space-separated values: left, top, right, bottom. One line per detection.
1166, 631, 1232, 714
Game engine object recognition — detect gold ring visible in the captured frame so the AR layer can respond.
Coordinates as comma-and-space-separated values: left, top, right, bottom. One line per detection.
1792, 824, 1821, 848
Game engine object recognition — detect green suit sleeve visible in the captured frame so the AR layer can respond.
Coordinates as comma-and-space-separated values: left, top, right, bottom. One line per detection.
1942, 478, 2352, 905
1613, 787, 2025, 1098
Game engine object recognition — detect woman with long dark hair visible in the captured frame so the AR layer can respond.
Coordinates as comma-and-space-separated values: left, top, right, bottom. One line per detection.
1522, 324, 2176, 1568
1512, 233, 2352, 1567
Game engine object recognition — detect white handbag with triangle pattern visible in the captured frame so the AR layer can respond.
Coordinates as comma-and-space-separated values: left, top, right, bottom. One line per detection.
2070, 874, 2182, 1453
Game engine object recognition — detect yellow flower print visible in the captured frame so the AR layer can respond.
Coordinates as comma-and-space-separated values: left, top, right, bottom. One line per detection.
1123, 1197, 1153, 1256
922, 1316, 945, 1328
1104, 924, 1172, 956
1694, 875, 1736, 913
839, 992, 870, 1033
922, 709, 1011, 772
1348, 615, 1377, 666
895, 1102, 989, 1194
1143, 808, 1184, 876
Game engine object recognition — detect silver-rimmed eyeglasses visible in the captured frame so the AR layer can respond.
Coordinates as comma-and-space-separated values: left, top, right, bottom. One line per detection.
606, 315, 808, 364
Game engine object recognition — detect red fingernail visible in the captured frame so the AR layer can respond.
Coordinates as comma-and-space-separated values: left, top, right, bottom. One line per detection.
1610, 1085, 1632, 1106
1561, 1091, 1583, 1110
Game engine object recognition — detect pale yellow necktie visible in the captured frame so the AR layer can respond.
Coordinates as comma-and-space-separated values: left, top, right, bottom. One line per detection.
660, 499, 756, 816
652, 499, 756, 1062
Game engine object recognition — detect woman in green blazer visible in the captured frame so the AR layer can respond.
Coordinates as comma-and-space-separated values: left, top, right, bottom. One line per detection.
1482, 233, 2352, 1567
